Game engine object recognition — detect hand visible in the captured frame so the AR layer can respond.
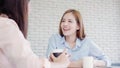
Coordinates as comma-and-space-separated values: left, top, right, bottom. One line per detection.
50, 49, 70, 67
94, 59, 106, 67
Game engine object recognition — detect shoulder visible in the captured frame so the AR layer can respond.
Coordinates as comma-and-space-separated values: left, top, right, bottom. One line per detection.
48, 34, 64, 45
0, 17, 21, 40
81, 37, 92, 43
81, 37, 97, 46
49, 33, 63, 41
0, 17, 18, 29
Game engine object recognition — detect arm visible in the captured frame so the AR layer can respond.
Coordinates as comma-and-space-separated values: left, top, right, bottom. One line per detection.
94, 59, 106, 67
68, 58, 106, 68
46, 34, 57, 58
0, 49, 13, 68
42, 58, 69, 68
88, 39, 111, 67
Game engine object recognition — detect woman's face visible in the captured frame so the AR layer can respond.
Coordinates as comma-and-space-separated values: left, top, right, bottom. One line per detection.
61, 12, 79, 37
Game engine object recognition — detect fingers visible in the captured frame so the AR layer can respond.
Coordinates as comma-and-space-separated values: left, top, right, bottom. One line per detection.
60, 48, 70, 58
63, 48, 68, 53
50, 54, 56, 61
50, 48, 70, 62
62, 49, 68, 55
50, 53, 56, 61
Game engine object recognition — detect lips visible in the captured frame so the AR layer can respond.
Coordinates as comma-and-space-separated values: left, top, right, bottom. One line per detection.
63, 28, 70, 31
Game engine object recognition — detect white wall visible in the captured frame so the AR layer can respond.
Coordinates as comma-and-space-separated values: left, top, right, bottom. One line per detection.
28, 0, 120, 63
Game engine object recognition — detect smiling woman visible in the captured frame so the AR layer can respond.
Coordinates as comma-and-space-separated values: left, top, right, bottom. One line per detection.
46, 9, 111, 68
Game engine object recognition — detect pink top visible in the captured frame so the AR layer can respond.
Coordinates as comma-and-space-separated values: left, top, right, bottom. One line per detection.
0, 17, 43, 68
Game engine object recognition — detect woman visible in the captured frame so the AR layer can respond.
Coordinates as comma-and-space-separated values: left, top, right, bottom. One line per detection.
0, 0, 69, 68
46, 9, 111, 67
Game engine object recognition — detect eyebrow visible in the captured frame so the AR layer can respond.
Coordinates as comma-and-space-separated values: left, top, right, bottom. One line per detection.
62, 18, 72, 21
68, 19, 72, 20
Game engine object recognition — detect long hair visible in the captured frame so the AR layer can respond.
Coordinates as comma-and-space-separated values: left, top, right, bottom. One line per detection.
0, 0, 29, 38
59, 9, 86, 40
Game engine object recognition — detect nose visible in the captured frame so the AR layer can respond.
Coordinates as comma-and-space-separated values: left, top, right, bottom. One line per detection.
63, 22, 68, 26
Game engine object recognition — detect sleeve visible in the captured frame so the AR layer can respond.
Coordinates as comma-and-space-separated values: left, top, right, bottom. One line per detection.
46, 34, 56, 58
0, 18, 42, 68
88, 39, 111, 67
0, 49, 13, 68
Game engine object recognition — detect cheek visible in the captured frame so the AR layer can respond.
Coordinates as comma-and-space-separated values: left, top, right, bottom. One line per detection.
70, 27, 77, 33
75, 24, 80, 30
71, 25, 78, 30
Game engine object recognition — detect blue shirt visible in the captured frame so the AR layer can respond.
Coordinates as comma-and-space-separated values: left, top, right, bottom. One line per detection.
46, 34, 111, 67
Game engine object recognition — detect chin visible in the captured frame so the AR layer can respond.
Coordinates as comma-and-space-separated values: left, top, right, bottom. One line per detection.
63, 33, 70, 36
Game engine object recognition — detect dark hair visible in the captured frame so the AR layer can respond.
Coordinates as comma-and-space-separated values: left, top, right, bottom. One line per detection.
59, 9, 86, 40
0, 0, 29, 38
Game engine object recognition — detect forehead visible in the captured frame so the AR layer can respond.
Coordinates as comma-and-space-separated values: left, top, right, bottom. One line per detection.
63, 12, 75, 20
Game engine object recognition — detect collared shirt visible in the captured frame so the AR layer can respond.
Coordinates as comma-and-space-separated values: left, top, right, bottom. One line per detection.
46, 34, 111, 67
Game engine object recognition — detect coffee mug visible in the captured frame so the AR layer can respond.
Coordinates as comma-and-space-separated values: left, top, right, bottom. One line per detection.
52, 49, 63, 57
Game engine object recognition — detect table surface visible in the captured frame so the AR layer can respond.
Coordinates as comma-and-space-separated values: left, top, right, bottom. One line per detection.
92, 63, 120, 68
111, 63, 120, 68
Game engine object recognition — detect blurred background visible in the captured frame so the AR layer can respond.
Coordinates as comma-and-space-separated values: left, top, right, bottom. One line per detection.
28, 0, 120, 66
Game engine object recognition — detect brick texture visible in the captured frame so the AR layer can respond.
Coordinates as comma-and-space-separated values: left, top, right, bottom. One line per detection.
27, 0, 120, 63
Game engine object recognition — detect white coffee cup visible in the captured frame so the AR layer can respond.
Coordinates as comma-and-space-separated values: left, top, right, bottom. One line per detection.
83, 56, 94, 68
52, 49, 63, 57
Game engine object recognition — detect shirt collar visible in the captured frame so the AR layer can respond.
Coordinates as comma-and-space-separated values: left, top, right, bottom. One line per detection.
76, 38, 82, 48
61, 36, 66, 44
60, 36, 82, 48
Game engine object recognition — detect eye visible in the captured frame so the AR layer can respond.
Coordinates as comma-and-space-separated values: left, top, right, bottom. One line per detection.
68, 20, 72, 23
61, 19, 65, 22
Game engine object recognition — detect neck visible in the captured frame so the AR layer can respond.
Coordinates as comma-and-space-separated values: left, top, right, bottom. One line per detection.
65, 34, 77, 49
65, 35, 77, 43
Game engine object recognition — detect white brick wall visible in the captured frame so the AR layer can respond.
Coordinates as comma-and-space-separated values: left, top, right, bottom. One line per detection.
28, 0, 120, 63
